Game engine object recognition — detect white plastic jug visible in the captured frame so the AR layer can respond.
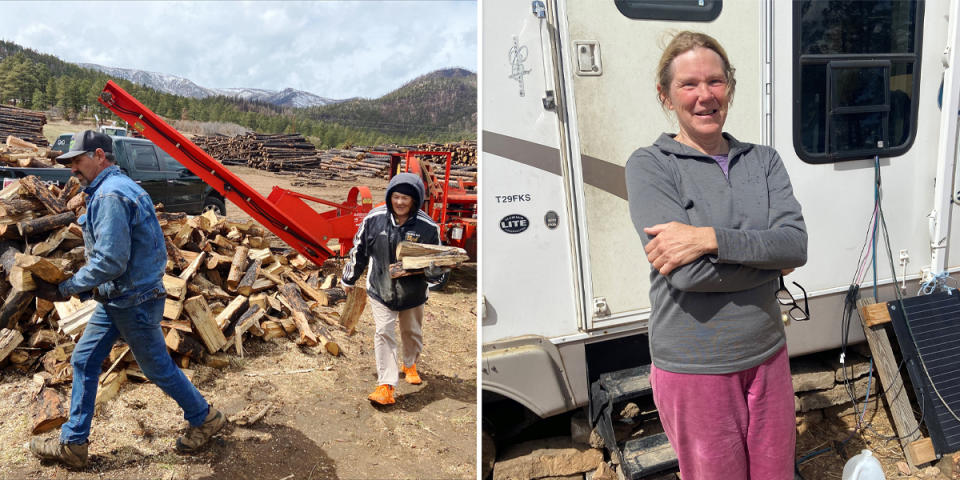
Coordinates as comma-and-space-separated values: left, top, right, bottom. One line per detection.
842, 449, 886, 480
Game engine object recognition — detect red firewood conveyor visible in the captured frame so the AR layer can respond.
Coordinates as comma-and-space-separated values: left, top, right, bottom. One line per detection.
98, 80, 371, 266
98, 80, 477, 264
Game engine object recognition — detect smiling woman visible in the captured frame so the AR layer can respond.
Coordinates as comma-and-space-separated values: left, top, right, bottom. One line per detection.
624, 31, 808, 479
654, 33, 735, 156
659, 48, 729, 150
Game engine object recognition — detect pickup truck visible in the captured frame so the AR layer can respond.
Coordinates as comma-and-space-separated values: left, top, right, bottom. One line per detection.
1, 136, 226, 215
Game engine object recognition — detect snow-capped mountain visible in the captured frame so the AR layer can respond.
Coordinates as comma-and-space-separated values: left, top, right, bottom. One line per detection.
216, 87, 334, 109
77, 63, 341, 108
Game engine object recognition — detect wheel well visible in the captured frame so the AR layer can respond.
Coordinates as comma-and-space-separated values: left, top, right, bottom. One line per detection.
482, 390, 541, 441
203, 194, 225, 206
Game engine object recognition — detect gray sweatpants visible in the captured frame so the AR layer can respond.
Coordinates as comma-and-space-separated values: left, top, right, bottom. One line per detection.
369, 298, 424, 387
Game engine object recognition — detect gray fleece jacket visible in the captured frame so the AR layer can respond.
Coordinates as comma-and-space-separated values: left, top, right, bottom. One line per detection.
625, 133, 807, 374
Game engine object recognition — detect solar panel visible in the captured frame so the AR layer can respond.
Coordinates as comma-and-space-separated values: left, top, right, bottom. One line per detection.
888, 291, 960, 455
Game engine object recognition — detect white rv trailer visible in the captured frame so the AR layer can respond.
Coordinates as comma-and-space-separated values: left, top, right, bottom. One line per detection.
481, 0, 960, 431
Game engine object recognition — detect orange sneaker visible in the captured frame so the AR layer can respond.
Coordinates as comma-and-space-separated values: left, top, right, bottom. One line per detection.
368, 384, 395, 405
401, 364, 422, 385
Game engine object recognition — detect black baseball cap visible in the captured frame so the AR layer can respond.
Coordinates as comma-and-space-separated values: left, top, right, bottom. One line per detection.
55, 130, 113, 164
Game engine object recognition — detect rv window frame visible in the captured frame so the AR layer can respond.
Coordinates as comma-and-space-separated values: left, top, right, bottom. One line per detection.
792, 0, 924, 164
614, 0, 722, 22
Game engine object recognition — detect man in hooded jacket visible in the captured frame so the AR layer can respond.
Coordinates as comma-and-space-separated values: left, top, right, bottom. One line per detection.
342, 172, 443, 405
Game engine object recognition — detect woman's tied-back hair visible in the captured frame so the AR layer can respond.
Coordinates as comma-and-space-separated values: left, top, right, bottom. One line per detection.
655, 31, 736, 109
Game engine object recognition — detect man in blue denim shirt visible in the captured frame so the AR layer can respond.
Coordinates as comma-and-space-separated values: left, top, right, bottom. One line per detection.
30, 130, 225, 468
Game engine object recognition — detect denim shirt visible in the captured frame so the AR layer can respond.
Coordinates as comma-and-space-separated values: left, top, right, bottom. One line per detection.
58, 165, 167, 307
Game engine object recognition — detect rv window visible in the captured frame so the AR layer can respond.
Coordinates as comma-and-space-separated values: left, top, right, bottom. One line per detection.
614, 0, 721, 22
793, 0, 923, 163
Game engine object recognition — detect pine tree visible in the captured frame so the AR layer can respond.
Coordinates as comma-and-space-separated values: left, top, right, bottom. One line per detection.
45, 77, 58, 107
0, 54, 38, 105
56, 76, 73, 118
30, 88, 44, 110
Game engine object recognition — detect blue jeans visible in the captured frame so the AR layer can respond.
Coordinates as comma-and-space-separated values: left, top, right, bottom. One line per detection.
60, 297, 209, 444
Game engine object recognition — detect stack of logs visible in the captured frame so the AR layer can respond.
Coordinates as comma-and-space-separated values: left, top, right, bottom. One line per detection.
0, 106, 48, 148
411, 140, 477, 167
192, 133, 477, 184
1, 135, 60, 169
193, 133, 322, 171
316, 142, 477, 180
0, 174, 373, 434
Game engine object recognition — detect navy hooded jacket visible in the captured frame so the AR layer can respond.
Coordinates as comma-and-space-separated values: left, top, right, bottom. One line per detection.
341, 173, 442, 310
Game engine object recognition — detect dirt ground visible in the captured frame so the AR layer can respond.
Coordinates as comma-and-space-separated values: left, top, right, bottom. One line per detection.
0, 136, 478, 479
795, 398, 950, 480
490, 400, 952, 480
491, 369, 952, 480
43, 119, 90, 142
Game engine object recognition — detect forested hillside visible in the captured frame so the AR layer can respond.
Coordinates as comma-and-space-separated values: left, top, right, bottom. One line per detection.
0, 41, 475, 147
304, 68, 476, 139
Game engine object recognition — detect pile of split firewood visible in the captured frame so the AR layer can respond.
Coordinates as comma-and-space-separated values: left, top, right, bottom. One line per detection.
0, 106, 48, 148
0, 174, 374, 435
0, 135, 60, 169
0, 172, 469, 435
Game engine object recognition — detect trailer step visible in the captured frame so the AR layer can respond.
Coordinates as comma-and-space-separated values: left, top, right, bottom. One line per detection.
589, 365, 672, 478
621, 432, 678, 479
597, 364, 652, 404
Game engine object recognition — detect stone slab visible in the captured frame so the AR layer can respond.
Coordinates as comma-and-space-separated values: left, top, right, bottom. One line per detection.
791, 357, 836, 392
798, 374, 878, 412
494, 436, 604, 480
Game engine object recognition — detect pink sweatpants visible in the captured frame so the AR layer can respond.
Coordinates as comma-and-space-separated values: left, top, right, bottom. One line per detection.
650, 346, 795, 480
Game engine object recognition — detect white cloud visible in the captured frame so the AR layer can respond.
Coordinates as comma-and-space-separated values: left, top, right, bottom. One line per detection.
0, 0, 476, 99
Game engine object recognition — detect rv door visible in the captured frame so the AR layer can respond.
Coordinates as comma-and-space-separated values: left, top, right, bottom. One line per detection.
556, 0, 765, 330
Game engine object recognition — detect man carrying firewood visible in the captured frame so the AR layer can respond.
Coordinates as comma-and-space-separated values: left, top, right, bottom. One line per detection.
28, 130, 225, 468
342, 172, 446, 405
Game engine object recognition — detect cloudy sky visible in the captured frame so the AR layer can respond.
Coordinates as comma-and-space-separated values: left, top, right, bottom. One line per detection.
0, 1, 477, 100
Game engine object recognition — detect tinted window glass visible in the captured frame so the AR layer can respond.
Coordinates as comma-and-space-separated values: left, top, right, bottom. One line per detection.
132, 144, 160, 171
156, 148, 188, 173
615, 0, 721, 21
832, 67, 886, 108
799, 1, 917, 55
794, 0, 922, 163
889, 62, 914, 147
831, 112, 885, 152
799, 64, 827, 156
52, 134, 72, 153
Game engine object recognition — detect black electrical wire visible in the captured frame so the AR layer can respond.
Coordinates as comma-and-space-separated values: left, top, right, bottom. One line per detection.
797, 156, 931, 472
858, 162, 932, 441
841, 157, 928, 442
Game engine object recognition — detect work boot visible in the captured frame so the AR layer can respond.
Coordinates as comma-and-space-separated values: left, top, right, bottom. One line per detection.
176, 407, 226, 452
368, 384, 396, 405
29, 437, 88, 468
401, 364, 422, 385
